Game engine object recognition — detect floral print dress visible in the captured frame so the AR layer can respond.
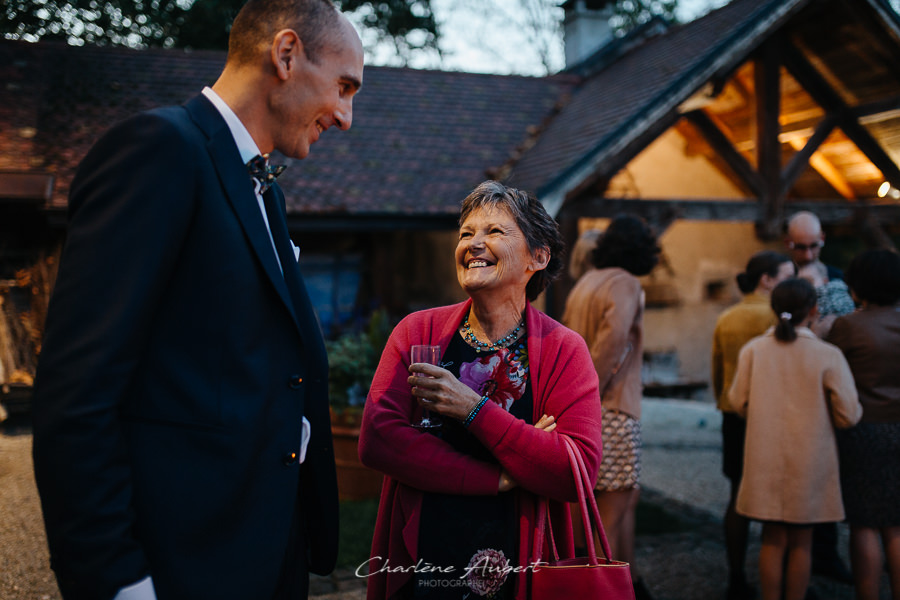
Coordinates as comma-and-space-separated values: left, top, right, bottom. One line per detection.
406, 331, 532, 600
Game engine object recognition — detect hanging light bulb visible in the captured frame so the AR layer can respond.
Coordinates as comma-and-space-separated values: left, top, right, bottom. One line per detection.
877, 181, 900, 200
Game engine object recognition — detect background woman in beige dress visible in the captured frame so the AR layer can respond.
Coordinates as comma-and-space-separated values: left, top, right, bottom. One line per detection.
730, 278, 861, 600
563, 214, 660, 600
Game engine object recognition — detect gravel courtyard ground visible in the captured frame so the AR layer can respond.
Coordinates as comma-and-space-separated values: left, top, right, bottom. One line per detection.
0, 432, 59, 600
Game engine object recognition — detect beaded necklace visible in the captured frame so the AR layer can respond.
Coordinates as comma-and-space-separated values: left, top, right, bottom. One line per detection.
461, 313, 526, 353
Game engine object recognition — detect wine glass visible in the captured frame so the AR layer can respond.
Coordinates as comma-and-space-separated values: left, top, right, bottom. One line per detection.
410, 344, 442, 429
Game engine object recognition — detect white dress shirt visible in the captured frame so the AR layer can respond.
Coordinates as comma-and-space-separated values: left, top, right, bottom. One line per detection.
201, 87, 302, 268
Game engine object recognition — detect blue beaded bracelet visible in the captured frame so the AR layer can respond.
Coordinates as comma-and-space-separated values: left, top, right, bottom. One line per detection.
463, 395, 490, 428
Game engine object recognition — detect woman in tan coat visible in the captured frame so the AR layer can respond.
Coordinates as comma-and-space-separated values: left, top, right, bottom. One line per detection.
713, 251, 795, 600
729, 278, 862, 600
563, 215, 660, 600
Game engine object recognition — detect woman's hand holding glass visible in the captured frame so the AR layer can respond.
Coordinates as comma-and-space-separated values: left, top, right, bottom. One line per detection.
408, 361, 481, 422
409, 345, 443, 429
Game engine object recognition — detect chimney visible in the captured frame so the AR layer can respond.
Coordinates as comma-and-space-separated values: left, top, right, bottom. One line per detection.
563, 0, 616, 68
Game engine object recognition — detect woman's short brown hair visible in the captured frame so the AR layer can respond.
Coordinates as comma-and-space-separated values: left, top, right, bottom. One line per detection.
460, 180, 564, 302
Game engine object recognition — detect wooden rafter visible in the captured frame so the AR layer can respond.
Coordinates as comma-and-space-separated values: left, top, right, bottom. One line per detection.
675, 40, 856, 236
782, 43, 900, 189
852, 94, 900, 120
788, 138, 856, 199
683, 40, 895, 217
756, 37, 784, 237
563, 196, 900, 226
732, 61, 869, 201
780, 115, 839, 196
683, 110, 762, 196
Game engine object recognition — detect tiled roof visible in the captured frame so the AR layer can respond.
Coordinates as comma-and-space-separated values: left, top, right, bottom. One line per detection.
0, 39, 576, 216
280, 66, 577, 215
505, 0, 802, 203
0, 41, 224, 208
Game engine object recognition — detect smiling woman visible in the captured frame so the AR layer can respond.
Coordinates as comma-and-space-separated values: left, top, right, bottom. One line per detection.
455, 205, 543, 310
358, 180, 603, 600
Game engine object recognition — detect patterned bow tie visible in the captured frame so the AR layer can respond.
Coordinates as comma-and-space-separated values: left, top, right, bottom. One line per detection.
246, 153, 286, 194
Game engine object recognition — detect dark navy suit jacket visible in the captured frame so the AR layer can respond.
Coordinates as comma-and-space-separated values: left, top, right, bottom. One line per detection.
32, 94, 338, 600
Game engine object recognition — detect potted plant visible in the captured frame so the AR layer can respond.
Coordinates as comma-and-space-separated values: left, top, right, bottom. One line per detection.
326, 331, 377, 428
326, 310, 390, 500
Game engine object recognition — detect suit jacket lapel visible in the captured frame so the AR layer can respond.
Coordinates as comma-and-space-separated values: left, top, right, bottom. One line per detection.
288, 269, 327, 365
264, 186, 327, 358
184, 94, 303, 335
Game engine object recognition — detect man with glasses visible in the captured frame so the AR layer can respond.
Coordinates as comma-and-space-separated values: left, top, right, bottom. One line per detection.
784, 211, 852, 589
785, 211, 843, 281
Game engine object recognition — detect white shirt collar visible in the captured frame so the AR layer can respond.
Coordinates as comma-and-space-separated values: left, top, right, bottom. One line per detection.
201, 86, 260, 166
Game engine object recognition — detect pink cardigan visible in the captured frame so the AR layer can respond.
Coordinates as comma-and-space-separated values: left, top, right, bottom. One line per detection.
358, 300, 603, 600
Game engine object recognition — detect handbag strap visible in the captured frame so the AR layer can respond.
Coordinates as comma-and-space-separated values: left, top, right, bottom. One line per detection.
566, 435, 615, 564
535, 436, 615, 566
543, 492, 565, 562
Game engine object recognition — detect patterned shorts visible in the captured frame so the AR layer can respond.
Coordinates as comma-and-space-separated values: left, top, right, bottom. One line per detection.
595, 408, 642, 492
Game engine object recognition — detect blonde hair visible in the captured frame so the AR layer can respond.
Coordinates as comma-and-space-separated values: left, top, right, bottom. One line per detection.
797, 262, 827, 287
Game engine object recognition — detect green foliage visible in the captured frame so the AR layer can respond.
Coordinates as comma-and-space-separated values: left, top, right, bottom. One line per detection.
611, 0, 679, 33
326, 332, 378, 410
1, 0, 440, 60
337, 0, 438, 62
1, 0, 189, 47
325, 309, 391, 411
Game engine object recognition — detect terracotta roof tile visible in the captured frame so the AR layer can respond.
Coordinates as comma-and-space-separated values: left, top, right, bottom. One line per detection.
0, 40, 576, 215
505, 0, 784, 195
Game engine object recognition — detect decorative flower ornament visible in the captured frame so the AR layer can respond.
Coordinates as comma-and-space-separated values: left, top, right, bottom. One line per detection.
465, 548, 509, 598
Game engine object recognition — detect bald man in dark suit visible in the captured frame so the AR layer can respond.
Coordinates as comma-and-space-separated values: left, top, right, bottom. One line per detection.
31, 1, 363, 598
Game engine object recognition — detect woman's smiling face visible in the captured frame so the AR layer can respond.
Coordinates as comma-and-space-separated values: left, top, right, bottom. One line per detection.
455, 205, 540, 299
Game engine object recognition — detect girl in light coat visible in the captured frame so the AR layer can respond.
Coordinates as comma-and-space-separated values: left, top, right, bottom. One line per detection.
729, 278, 862, 600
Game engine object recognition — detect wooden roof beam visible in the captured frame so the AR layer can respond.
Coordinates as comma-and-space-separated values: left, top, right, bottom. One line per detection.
568, 196, 900, 226
756, 37, 784, 238
783, 43, 900, 192
683, 109, 762, 196
780, 115, 839, 196
852, 94, 900, 121
790, 137, 857, 199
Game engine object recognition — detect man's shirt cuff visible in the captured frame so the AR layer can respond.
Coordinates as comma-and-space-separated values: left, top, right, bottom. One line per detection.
114, 576, 156, 600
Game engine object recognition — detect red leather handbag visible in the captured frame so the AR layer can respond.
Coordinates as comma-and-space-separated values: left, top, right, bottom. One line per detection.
531, 435, 635, 599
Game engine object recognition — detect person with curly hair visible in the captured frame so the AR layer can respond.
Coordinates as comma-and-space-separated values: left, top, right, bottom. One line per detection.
562, 214, 661, 600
